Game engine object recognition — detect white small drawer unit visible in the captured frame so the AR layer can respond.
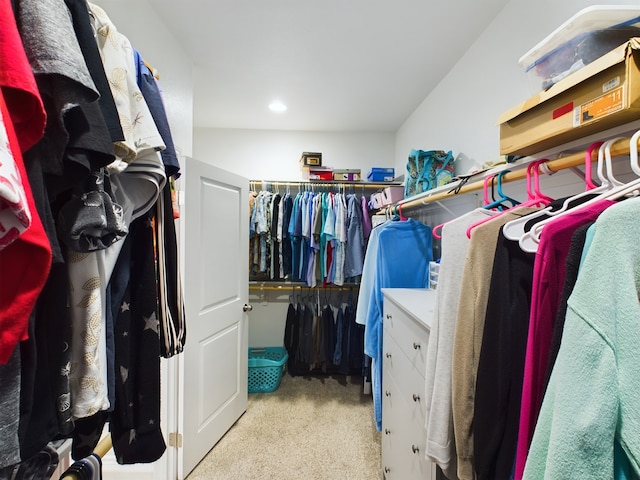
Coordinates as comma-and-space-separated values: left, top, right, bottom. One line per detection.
381, 288, 437, 480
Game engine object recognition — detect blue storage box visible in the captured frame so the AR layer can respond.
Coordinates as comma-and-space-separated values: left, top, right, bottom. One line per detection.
248, 347, 288, 393
367, 167, 395, 182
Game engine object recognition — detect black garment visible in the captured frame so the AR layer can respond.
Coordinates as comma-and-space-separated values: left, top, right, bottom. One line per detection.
542, 222, 592, 393
286, 303, 308, 376
157, 182, 186, 358
299, 304, 314, 366
281, 195, 293, 280
19, 264, 73, 461
332, 306, 343, 366
338, 305, 351, 375
270, 194, 281, 279
474, 229, 535, 480
345, 303, 364, 375
110, 211, 166, 464
16, 0, 117, 260
56, 169, 127, 252
64, 0, 124, 145
71, 411, 108, 460
322, 305, 335, 371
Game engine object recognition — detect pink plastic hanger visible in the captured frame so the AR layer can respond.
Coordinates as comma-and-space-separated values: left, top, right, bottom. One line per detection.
584, 141, 603, 190
520, 138, 626, 252
464, 173, 498, 238
433, 172, 496, 239
503, 143, 602, 242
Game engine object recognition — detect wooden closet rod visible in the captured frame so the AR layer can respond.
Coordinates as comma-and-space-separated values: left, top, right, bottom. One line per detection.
392, 137, 633, 215
61, 434, 112, 480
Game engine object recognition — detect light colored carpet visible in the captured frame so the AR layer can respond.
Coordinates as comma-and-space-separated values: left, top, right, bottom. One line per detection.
186, 374, 381, 480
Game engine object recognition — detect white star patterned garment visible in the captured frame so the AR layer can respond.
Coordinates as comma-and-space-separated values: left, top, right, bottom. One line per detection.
120, 301, 130, 312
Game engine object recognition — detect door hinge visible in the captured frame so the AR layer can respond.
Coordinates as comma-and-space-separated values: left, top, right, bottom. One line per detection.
168, 432, 183, 448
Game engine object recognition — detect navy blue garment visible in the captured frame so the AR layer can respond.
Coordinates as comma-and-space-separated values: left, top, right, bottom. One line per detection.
133, 49, 181, 179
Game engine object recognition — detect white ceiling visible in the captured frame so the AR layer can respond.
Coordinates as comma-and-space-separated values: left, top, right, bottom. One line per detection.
148, 0, 511, 132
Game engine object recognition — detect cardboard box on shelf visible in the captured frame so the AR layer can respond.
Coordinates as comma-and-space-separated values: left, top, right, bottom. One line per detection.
499, 38, 640, 157
299, 152, 322, 167
333, 169, 361, 181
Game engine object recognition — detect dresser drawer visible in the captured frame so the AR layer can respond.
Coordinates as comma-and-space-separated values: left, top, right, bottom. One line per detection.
383, 298, 430, 374
382, 372, 434, 480
383, 330, 426, 420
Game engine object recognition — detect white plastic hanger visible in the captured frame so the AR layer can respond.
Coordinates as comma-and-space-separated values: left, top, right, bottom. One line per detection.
594, 130, 640, 201
519, 137, 625, 252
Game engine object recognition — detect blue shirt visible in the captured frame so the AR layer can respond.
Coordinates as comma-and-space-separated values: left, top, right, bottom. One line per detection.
363, 219, 433, 430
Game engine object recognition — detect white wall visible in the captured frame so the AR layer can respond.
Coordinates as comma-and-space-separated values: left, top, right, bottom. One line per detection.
93, 0, 194, 157
396, 0, 640, 177
193, 128, 395, 181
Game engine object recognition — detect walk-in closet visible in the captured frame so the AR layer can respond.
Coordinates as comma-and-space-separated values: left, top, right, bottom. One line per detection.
3, 0, 640, 479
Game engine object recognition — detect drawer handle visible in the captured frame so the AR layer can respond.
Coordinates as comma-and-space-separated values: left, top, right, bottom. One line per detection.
386, 314, 392, 320
385, 352, 392, 359
384, 428, 391, 435
412, 393, 420, 402
385, 390, 391, 397
384, 467, 391, 473
412, 444, 420, 454
413, 342, 421, 350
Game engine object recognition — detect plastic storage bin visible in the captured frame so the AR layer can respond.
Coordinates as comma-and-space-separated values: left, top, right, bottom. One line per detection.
367, 167, 395, 182
519, 6, 640, 92
248, 347, 288, 393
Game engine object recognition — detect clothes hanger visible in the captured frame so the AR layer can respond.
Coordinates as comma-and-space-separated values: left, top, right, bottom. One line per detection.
501, 159, 554, 240
466, 170, 520, 238
519, 137, 626, 252
593, 130, 640, 201
463, 173, 497, 238
503, 142, 603, 242
489, 170, 520, 209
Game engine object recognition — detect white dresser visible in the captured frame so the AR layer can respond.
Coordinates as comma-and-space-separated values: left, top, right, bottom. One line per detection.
381, 288, 438, 480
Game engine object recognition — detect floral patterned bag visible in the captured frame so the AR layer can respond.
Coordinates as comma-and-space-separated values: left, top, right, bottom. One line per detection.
404, 149, 455, 198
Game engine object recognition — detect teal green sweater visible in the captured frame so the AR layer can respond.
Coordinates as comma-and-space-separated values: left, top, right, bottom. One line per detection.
523, 198, 640, 479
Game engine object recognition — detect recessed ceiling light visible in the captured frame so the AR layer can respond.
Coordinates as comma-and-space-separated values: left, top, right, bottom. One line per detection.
269, 101, 287, 113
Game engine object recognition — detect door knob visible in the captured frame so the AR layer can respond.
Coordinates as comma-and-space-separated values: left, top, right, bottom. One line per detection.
243, 304, 253, 312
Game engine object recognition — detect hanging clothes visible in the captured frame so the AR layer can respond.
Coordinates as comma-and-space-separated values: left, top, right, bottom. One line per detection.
451, 207, 538, 480
523, 197, 640, 479
0, 1, 184, 471
514, 198, 615, 480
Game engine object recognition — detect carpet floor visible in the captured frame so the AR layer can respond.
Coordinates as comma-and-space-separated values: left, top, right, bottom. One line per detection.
186, 374, 381, 480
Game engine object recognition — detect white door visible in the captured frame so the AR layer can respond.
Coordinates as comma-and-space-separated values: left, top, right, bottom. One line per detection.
179, 157, 249, 478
